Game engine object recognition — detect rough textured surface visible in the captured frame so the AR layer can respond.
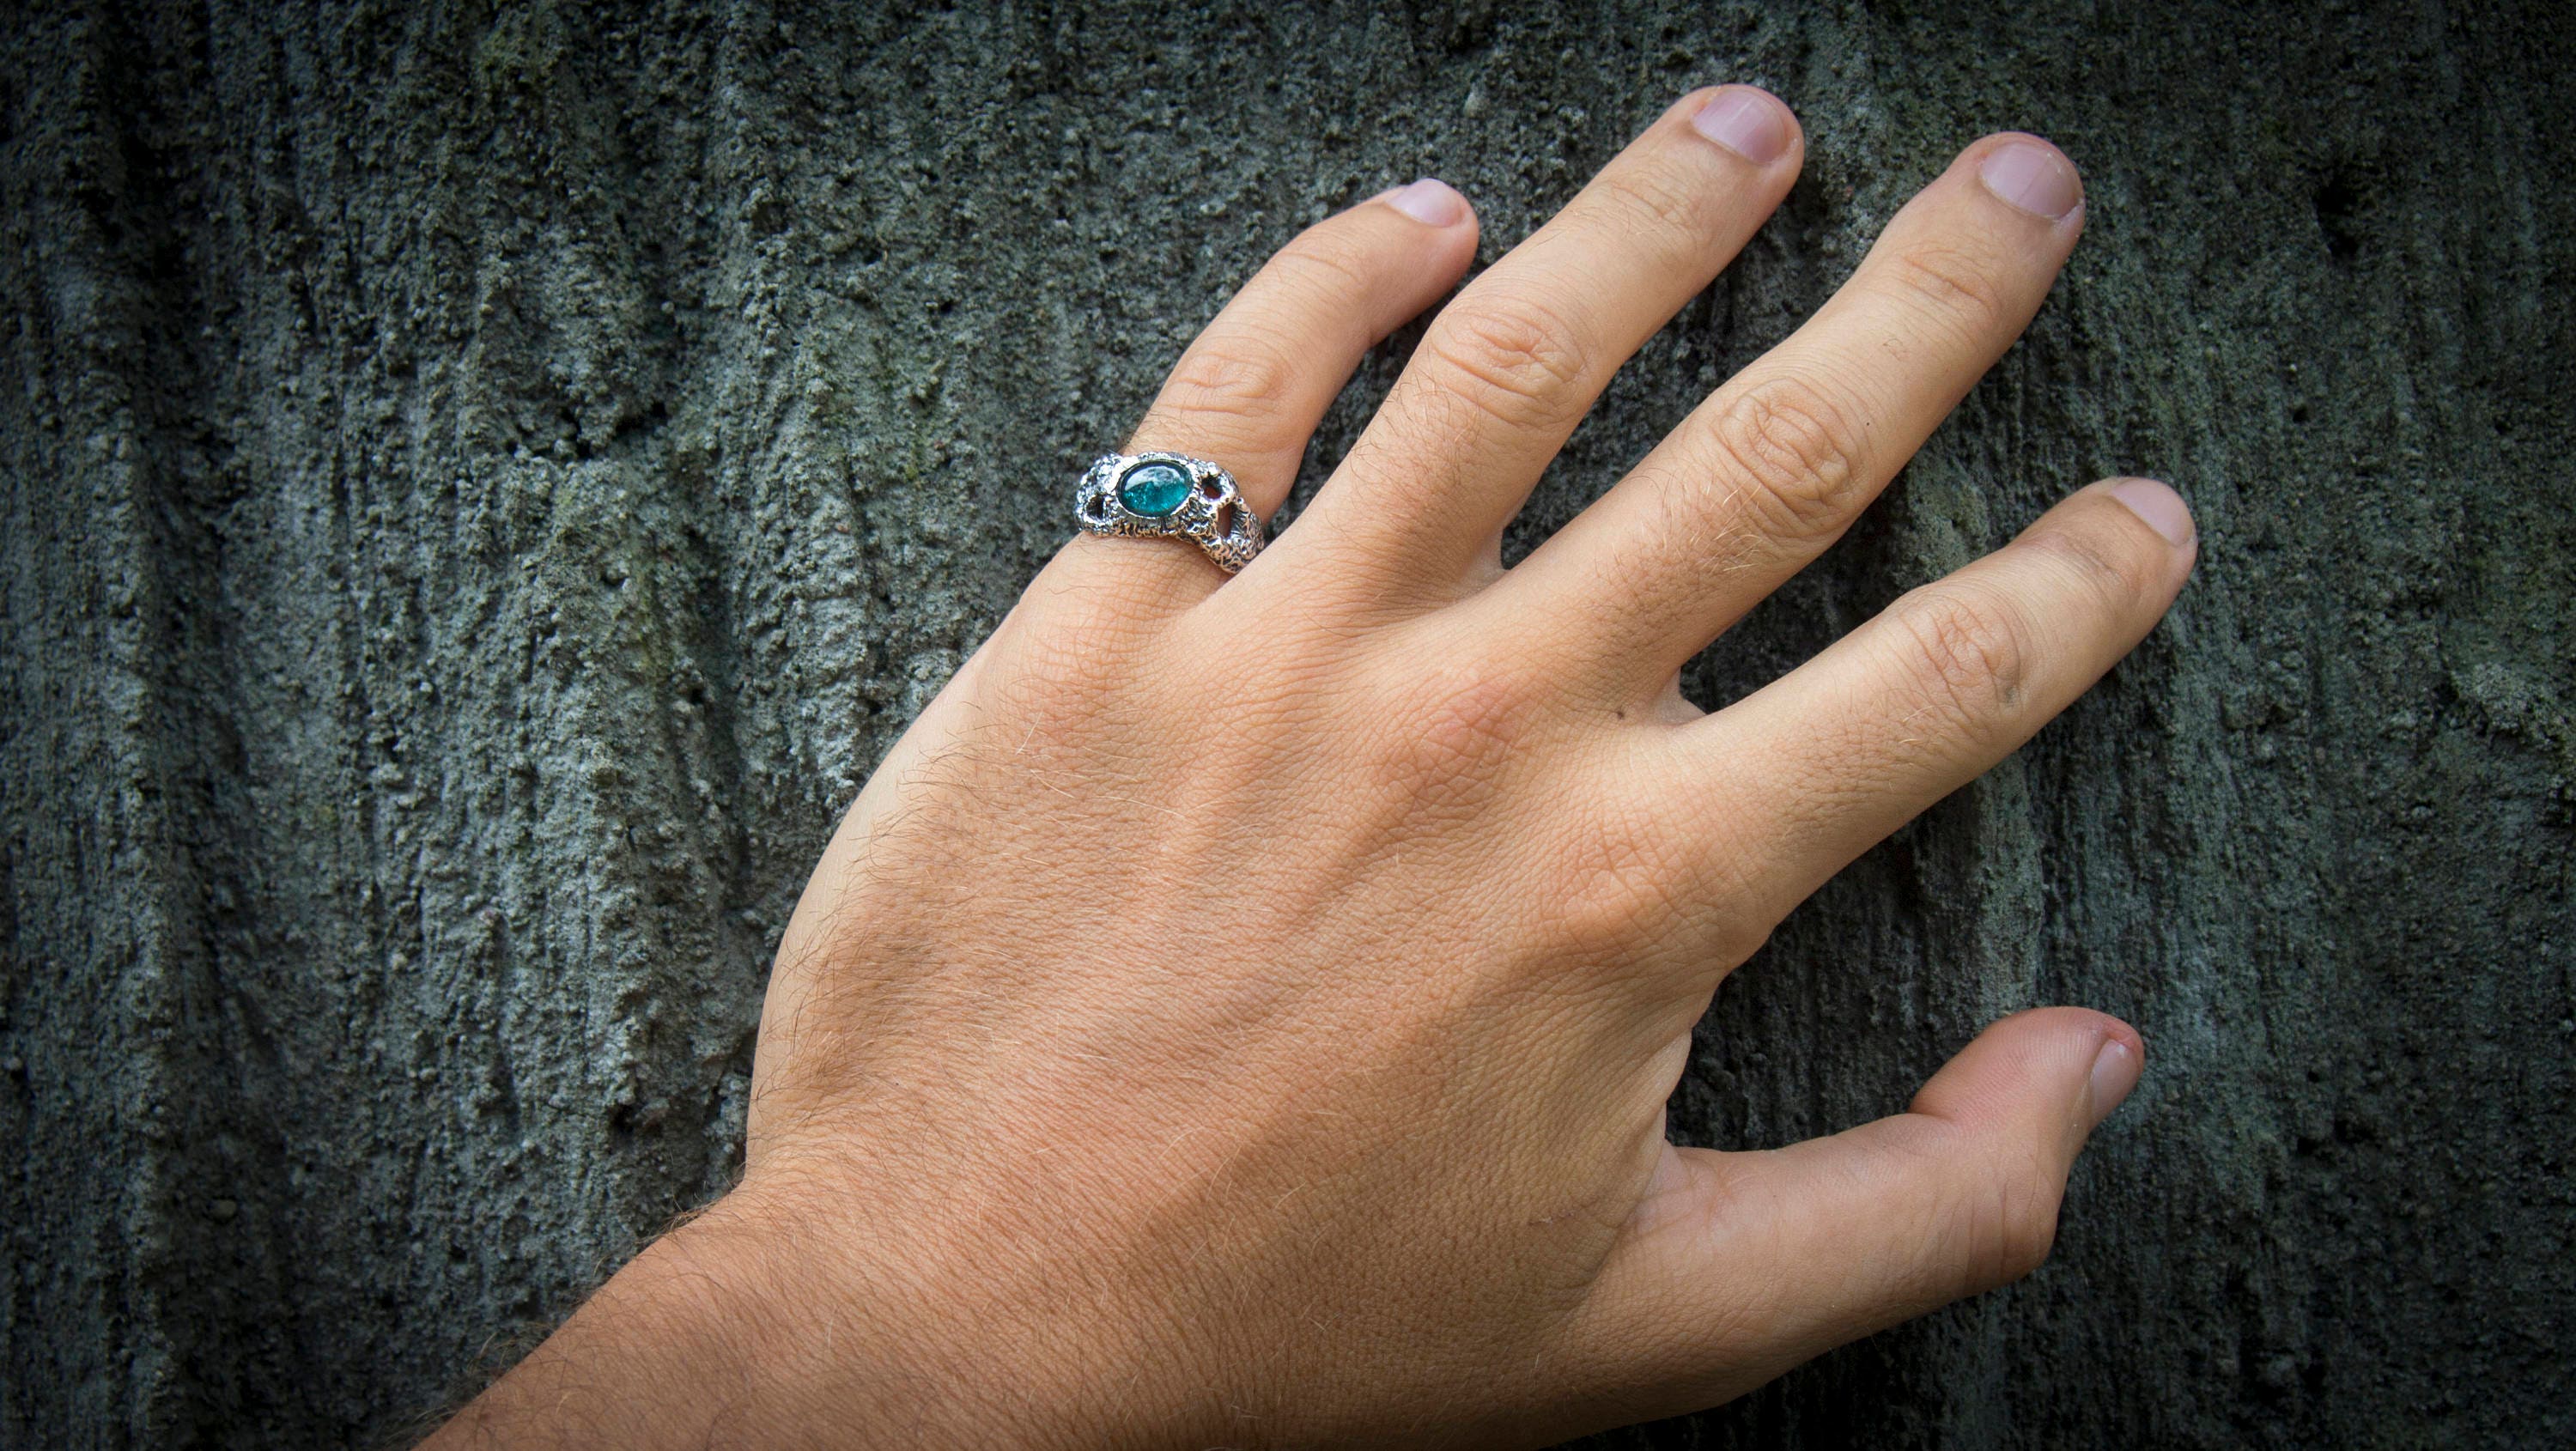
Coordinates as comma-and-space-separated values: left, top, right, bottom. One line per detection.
3, 1, 2570, 1446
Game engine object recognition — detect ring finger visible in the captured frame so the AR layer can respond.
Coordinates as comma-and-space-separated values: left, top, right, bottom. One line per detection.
1065, 180, 1481, 598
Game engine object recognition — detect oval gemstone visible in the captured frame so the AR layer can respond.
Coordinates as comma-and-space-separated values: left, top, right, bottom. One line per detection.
1116, 462, 1193, 518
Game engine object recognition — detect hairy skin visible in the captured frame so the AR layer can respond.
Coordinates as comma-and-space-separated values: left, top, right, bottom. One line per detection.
427, 88, 2189, 1449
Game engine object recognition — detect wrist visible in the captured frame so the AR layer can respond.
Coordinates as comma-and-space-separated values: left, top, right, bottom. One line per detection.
420, 1190, 799, 1448
427, 1176, 1082, 1451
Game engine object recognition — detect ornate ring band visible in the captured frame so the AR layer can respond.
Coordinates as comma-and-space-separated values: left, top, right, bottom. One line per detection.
1073, 451, 1264, 574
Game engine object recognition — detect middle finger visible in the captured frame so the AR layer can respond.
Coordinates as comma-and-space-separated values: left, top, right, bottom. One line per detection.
1291, 87, 1804, 596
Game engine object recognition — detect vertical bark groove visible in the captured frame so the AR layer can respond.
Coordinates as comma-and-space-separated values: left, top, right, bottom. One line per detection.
3, 2, 2568, 1446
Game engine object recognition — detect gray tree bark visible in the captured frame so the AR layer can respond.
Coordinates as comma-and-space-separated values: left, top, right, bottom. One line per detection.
3, 1, 2569, 1446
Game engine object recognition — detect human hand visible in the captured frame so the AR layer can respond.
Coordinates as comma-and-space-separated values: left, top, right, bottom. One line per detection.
430, 87, 2191, 1449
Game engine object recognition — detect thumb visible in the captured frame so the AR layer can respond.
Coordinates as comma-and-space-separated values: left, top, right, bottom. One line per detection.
1558, 1008, 2143, 1419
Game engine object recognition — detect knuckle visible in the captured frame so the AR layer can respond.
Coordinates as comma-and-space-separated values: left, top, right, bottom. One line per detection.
1371, 372, 1504, 464
1365, 663, 1534, 814
1419, 290, 1595, 432
1581, 163, 1711, 246
1649, 798, 1777, 954
1155, 331, 1303, 429
2020, 514, 2167, 606
1000, 617, 1136, 721
1877, 241, 2009, 339
1697, 373, 1869, 540
1893, 1120, 2067, 1296
1540, 795, 1689, 953
1886, 580, 2038, 726
1266, 227, 1378, 300
1973, 1150, 2066, 1286
1002, 564, 1200, 723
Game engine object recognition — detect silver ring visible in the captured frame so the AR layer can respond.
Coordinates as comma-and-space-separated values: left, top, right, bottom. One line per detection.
1073, 451, 1264, 574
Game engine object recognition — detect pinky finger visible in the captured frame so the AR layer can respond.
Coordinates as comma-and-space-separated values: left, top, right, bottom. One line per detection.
1686, 478, 2195, 919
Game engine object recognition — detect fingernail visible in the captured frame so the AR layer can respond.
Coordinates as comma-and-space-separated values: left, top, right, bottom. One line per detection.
1690, 88, 1790, 165
1382, 177, 1467, 227
2108, 477, 2195, 546
2086, 1038, 2143, 1128
1978, 139, 2081, 220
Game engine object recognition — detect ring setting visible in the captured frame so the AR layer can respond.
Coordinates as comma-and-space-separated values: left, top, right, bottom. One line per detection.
1074, 451, 1264, 574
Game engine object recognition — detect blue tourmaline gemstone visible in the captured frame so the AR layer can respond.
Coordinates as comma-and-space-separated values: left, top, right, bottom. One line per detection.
1117, 462, 1194, 517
